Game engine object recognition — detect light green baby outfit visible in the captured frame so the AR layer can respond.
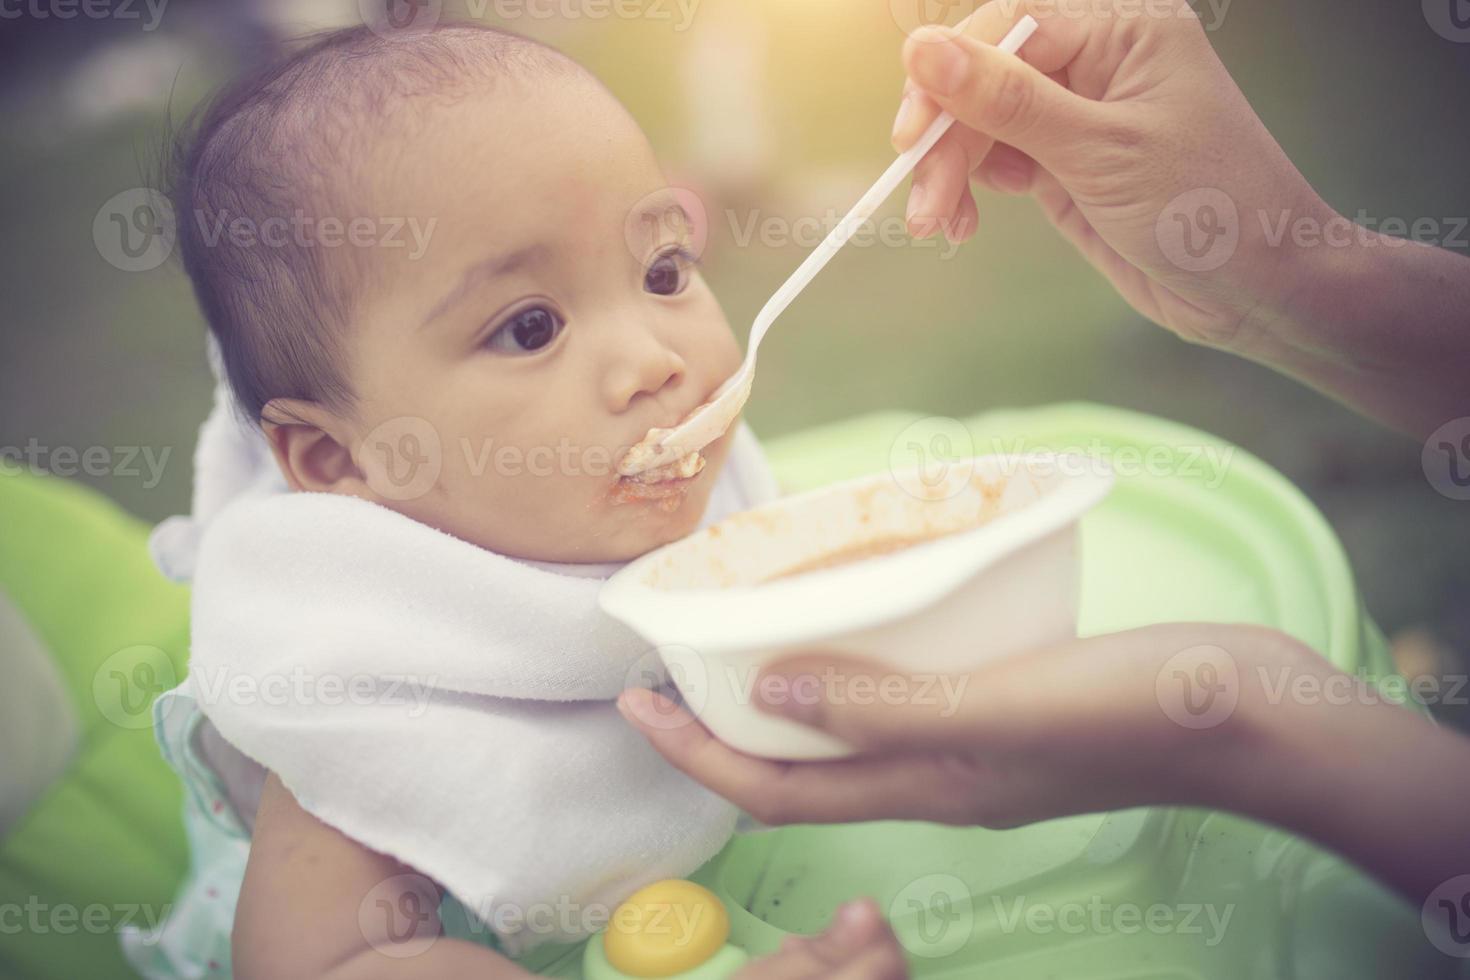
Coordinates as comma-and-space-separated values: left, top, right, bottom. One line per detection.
117, 680, 592, 978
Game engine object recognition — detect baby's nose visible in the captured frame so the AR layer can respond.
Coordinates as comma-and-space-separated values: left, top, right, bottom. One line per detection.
602, 327, 687, 412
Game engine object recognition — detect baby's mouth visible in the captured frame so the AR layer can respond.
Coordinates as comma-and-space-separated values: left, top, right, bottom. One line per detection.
623, 450, 706, 485
608, 449, 706, 512
617, 388, 724, 478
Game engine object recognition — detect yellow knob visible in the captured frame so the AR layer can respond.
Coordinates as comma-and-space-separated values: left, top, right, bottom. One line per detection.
603, 880, 730, 978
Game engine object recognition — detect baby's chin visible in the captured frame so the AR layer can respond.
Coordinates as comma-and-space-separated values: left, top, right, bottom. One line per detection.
598, 468, 720, 558
595, 433, 736, 560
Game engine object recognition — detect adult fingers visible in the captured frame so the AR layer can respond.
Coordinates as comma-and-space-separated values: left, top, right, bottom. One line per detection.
891, 81, 940, 152
892, 0, 1082, 151
618, 689, 970, 825
907, 124, 994, 237
971, 141, 1038, 195
752, 654, 984, 753
902, 28, 1104, 174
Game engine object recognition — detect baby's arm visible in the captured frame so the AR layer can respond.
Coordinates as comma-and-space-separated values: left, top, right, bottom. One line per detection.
235, 772, 532, 980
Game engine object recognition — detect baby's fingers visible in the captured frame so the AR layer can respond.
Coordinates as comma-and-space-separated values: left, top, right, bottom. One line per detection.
735, 900, 909, 980
808, 900, 908, 979
828, 943, 910, 980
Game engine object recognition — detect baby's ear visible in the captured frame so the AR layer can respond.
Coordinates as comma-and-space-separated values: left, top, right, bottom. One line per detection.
260, 398, 364, 496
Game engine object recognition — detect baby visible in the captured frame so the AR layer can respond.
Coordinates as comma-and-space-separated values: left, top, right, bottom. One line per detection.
119, 20, 904, 980
185, 25, 737, 561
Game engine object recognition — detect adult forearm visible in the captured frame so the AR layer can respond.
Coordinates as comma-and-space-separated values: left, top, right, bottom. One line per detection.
1243, 225, 1470, 439
1207, 650, 1470, 904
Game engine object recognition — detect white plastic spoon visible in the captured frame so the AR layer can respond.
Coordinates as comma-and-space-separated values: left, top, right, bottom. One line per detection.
618, 14, 1041, 478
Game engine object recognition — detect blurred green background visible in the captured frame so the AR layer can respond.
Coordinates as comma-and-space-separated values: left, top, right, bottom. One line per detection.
1, 0, 1467, 714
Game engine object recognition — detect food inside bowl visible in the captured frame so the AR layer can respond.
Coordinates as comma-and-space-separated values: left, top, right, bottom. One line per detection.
760, 523, 975, 582
599, 452, 1115, 759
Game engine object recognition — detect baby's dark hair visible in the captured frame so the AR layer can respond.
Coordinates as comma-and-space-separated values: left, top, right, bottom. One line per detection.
168, 23, 575, 423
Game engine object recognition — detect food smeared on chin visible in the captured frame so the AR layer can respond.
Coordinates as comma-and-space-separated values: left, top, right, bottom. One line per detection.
609, 450, 706, 512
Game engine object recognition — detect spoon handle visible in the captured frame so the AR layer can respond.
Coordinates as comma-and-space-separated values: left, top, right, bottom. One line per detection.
744, 15, 1040, 356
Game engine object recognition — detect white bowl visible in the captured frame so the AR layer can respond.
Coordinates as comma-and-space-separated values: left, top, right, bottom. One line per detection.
600, 453, 1114, 759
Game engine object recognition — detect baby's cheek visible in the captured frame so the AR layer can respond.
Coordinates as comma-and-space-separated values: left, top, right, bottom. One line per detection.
715, 330, 742, 375
690, 300, 742, 378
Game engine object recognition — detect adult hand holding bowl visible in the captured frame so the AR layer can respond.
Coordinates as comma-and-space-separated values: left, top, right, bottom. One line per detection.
621, 622, 1470, 909
600, 452, 1112, 759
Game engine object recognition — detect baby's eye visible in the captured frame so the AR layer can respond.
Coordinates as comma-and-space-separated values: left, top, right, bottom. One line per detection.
484, 305, 565, 354
644, 248, 694, 297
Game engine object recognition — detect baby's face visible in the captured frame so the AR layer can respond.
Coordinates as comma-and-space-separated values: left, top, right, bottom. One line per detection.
339, 76, 740, 563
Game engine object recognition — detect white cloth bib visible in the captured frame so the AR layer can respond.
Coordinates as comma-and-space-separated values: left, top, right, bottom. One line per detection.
179, 420, 776, 955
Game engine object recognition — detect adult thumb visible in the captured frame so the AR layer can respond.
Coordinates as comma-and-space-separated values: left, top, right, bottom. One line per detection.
903, 29, 1098, 172
753, 653, 974, 752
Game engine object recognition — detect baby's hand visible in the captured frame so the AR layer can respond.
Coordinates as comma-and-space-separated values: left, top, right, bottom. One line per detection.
731, 899, 908, 980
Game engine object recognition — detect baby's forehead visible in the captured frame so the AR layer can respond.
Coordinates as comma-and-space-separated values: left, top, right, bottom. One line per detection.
340, 53, 632, 176
350, 78, 664, 248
